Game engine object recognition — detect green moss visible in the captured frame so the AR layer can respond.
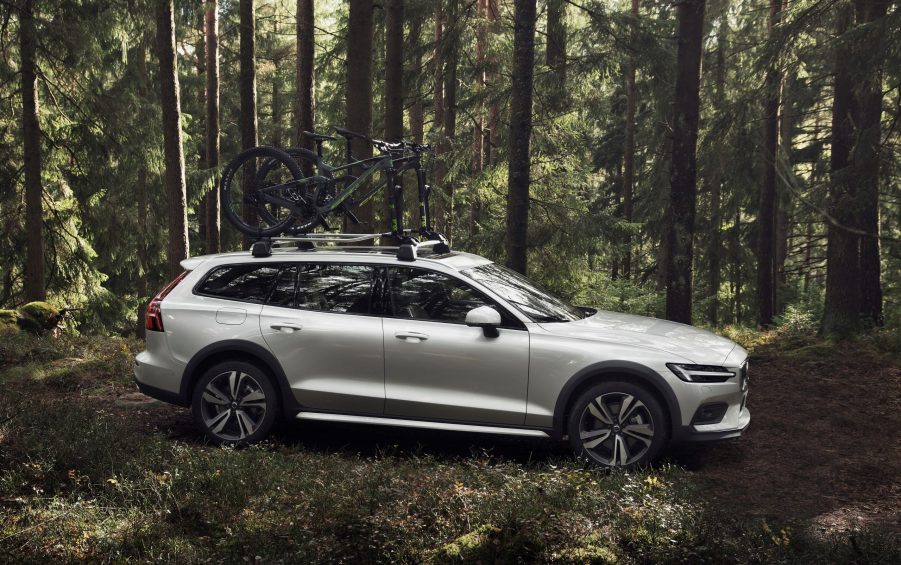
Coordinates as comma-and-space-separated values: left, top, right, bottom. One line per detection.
434, 524, 502, 562
16, 301, 61, 335
558, 534, 620, 563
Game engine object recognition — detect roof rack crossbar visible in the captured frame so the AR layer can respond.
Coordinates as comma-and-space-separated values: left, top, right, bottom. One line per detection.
248, 231, 450, 260
262, 233, 385, 245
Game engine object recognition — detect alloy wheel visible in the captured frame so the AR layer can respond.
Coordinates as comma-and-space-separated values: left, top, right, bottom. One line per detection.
199, 370, 268, 441
578, 392, 656, 467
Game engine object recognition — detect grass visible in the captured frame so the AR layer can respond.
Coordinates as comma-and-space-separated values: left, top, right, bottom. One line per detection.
1, 330, 899, 563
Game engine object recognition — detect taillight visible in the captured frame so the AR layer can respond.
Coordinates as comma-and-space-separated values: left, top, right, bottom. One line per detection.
145, 271, 190, 332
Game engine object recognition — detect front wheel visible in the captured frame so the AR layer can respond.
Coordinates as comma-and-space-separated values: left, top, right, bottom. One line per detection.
567, 381, 669, 469
191, 361, 278, 445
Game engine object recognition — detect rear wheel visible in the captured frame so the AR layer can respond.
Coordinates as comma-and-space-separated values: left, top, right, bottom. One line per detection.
567, 381, 668, 469
220, 145, 304, 237
255, 146, 331, 233
191, 361, 278, 445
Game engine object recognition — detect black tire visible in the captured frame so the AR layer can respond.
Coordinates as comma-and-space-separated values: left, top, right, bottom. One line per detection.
220, 145, 303, 237
567, 381, 669, 469
191, 360, 279, 446
255, 146, 333, 233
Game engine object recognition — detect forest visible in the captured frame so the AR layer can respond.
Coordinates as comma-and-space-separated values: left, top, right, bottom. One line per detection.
1, 0, 899, 340
1, 1, 900, 561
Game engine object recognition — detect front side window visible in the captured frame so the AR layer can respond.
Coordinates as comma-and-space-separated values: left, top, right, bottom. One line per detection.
196, 264, 281, 303
461, 263, 585, 323
296, 263, 375, 314
387, 267, 518, 326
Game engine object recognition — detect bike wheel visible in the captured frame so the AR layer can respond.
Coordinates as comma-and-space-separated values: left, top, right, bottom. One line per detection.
221, 146, 302, 237
255, 147, 332, 233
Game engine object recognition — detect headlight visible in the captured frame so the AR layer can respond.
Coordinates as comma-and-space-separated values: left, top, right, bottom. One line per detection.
666, 363, 735, 383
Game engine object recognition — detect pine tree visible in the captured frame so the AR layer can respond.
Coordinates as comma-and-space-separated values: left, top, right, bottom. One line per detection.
506, 0, 537, 275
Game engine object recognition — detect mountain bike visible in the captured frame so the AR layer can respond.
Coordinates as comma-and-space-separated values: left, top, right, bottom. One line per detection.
220, 126, 443, 245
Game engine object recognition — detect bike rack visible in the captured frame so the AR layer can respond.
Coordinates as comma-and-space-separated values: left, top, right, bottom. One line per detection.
249, 231, 450, 261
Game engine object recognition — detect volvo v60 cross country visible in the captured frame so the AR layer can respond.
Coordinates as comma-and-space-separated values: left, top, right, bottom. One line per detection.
134, 246, 750, 468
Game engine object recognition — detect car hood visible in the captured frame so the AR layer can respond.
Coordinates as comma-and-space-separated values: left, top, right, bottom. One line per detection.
537, 309, 742, 365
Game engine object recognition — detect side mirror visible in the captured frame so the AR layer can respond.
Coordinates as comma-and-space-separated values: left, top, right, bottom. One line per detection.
465, 306, 502, 338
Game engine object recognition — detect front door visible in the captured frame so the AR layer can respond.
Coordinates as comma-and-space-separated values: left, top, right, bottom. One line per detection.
382, 266, 529, 425
260, 263, 385, 414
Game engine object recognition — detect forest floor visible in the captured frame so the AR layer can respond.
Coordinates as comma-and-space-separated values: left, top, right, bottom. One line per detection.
0, 329, 899, 562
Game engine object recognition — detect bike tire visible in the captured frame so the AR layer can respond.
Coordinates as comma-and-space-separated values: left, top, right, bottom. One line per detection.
221, 146, 302, 237
255, 147, 333, 234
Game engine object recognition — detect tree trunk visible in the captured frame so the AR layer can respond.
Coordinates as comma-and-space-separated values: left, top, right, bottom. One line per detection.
707, 23, 726, 327
156, 0, 189, 279
505, 0, 537, 275
409, 13, 424, 145
665, 0, 705, 324
486, 0, 500, 166
856, 0, 887, 327
546, 0, 566, 102
822, 3, 859, 337
470, 0, 488, 236
295, 0, 315, 149
136, 42, 150, 337
205, 0, 220, 254
473, 0, 487, 174
196, 19, 207, 251
239, 0, 258, 246
385, 0, 404, 227
621, 0, 639, 279
756, 0, 782, 328
20, 0, 45, 301
385, 0, 404, 143
136, 168, 148, 338
432, 1, 446, 231
775, 65, 794, 312
442, 0, 459, 239
346, 0, 375, 231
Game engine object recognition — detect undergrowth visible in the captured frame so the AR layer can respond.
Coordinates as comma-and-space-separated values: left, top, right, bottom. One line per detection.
0, 332, 897, 563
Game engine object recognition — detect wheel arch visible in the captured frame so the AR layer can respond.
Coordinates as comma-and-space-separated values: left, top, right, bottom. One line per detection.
179, 340, 300, 418
552, 361, 681, 440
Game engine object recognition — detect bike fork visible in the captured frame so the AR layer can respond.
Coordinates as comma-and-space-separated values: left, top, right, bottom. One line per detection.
416, 167, 432, 231
386, 167, 406, 236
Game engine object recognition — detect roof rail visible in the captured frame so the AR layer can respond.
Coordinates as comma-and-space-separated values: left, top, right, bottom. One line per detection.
248, 231, 450, 260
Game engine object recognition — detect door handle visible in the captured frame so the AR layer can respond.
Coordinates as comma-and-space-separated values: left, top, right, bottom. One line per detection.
271, 323, 303, 333
395, 331, 429, 342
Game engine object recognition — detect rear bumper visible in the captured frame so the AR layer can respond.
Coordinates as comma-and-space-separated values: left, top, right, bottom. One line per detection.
134, 351, 188, 406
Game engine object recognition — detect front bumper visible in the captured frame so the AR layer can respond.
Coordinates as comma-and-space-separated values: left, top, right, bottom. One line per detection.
669, 359, 750, 443
676, 406, 750, 442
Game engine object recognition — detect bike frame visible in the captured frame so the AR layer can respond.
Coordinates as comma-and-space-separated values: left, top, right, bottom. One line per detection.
256, 137, 435, 238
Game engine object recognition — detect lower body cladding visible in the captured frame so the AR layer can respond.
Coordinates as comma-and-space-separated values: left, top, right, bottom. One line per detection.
295, 412, 551, 437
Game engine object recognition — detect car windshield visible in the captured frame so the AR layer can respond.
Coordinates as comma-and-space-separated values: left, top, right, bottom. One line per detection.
461, 263, 586, 323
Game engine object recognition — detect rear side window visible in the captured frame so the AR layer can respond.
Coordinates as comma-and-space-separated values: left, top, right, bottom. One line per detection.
196, 264, 281, 303
268, 266, 298, 307
296, 264, 375, 314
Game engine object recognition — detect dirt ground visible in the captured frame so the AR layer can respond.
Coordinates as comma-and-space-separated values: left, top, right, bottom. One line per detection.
118, 340, 901, 534
671, 342, 901, 533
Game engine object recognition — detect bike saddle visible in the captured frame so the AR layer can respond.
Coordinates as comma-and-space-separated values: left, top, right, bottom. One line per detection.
303, 130, 336, 142
333, 126, 369, 141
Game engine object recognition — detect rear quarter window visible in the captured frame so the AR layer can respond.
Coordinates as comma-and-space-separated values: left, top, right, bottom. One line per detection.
196, 264, 281, 303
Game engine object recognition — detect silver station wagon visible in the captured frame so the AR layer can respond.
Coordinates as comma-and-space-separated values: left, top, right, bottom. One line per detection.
135, 242, 750, 468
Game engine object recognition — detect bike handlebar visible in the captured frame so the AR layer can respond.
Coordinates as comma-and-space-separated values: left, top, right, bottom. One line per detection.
329, 126, 432, 156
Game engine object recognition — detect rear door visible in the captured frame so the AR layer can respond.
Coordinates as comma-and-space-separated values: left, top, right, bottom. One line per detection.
259, 263, 385, 414
382, 266, 530, 425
